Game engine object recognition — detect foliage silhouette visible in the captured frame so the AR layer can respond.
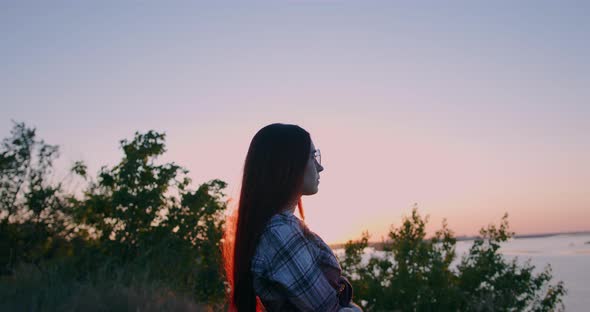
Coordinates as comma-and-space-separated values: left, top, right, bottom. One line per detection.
0, 121, 72, 273
339, 206, 566, 311
1, 122, 228, 308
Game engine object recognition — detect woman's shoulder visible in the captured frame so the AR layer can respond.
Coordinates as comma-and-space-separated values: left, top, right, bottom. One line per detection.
267, 210, 300, 226
260, 211, 304, 244
254, 212, 308, 256
252, 212, 306, 272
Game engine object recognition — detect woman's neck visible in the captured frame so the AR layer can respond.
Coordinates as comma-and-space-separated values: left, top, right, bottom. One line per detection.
282, 198, 299, 214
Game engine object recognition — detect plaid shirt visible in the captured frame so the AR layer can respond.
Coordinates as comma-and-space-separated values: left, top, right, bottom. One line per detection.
251, 211, 344, 312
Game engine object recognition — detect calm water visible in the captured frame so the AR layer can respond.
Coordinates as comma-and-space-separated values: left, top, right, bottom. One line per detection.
336, 233, 590, 311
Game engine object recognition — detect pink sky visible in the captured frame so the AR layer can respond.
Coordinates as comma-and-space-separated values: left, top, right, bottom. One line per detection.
1, 2, 588, 244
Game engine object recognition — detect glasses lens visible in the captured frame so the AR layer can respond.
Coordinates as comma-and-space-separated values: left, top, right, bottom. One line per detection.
315, 149, 321, 165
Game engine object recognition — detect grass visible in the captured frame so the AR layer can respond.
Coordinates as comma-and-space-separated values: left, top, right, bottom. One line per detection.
0, 261, 221, 312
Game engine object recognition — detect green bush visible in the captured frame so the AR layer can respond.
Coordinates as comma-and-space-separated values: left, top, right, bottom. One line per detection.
339, 207, 566, 311
0, 122, 227, 309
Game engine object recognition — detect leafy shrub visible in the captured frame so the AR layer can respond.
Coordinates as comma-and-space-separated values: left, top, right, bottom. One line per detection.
0, 122, 228, 308
340, 207, 566, 311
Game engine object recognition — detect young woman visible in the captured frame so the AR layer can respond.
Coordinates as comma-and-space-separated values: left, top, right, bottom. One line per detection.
226, 123, 362, 312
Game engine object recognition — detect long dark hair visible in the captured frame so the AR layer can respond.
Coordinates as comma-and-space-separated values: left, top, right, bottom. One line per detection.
226, 123, 312, 311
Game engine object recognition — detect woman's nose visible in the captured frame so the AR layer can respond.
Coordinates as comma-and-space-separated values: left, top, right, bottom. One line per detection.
317, 163, 324, 172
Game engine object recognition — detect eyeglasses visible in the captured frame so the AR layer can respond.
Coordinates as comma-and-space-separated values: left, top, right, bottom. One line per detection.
313, 149, 321, 166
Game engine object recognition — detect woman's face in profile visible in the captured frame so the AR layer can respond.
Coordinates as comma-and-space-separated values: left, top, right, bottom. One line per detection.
301, 141, 324, 196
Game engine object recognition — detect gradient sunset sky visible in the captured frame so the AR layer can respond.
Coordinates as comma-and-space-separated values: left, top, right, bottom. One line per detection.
2, 1, 589, 244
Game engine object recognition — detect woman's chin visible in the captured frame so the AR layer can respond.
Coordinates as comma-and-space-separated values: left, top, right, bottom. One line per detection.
302, 187, 319, 196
